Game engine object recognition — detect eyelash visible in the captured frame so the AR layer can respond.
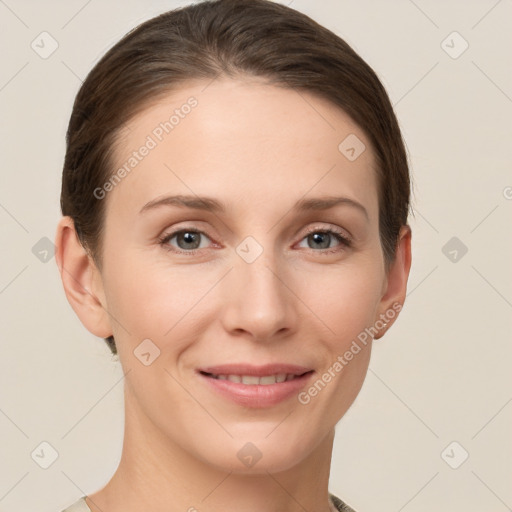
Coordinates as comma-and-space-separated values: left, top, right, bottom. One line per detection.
157, 225, 352, 256
300, 226, 352, 254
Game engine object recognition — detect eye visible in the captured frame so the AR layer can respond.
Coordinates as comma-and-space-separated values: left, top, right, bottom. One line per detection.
158, 226, 351, 255
296, 227, 351, 253
158, 229, 212, 253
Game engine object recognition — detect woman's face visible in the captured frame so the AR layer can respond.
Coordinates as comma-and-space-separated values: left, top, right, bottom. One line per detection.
87, 77, 409, 473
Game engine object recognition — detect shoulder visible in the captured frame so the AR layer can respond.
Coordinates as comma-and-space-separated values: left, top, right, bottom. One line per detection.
329, 492, 358, 512
60, 496, 91, 512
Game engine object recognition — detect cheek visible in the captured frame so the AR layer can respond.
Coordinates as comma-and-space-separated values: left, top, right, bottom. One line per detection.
298, 263, 382, 342
297, 269, 378, 415
102, 255, 220, 350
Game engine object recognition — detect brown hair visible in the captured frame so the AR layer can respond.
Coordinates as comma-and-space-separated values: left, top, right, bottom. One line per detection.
61, 0, 413, 356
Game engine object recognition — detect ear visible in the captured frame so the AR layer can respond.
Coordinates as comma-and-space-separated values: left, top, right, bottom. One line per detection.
373, 225, 412, 340
54, 216, 113, 338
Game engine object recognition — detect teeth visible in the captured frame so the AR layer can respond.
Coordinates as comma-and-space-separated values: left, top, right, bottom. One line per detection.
210, 373, 297, 385
241, 375, 260, 385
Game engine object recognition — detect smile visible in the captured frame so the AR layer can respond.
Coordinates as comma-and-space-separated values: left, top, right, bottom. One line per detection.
200, 372, 307, 385
196, 364, 315, 408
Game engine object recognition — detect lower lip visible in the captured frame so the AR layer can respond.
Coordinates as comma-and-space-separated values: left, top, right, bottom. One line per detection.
198, 371, 314, 408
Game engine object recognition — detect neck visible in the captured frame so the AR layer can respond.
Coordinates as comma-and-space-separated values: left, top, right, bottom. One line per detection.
86, 387, 336, 512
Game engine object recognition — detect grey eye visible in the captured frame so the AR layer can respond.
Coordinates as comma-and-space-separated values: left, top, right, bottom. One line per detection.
164, 230, 211, 251
176, 231, 202, 249
307, 232, 332, 249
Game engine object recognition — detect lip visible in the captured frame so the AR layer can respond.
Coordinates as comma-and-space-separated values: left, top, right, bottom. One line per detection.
196, 364, 314, 408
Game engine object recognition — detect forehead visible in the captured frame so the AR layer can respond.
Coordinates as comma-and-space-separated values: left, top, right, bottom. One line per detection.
107, 77, 379, 223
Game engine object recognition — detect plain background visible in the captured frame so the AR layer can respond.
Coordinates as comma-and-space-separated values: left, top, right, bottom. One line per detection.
0, 1, 511, 511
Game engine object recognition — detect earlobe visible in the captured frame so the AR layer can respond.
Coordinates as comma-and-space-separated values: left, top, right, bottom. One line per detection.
374, 225, 412, 340
54, 216, 113, 338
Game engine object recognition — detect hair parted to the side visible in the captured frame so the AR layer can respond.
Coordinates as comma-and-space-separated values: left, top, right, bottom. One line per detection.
61, 0, 413, 356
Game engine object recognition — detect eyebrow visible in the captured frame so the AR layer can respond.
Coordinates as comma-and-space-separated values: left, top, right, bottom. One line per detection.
139, 194, 369, 220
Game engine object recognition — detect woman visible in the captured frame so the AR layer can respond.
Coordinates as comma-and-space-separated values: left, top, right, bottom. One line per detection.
55, 0, 412, 510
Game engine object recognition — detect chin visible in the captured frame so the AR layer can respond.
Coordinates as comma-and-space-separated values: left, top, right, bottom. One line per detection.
196, 432, 318, 475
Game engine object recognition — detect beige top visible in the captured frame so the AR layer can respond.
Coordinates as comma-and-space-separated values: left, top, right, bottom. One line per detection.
62, 493, 357, 512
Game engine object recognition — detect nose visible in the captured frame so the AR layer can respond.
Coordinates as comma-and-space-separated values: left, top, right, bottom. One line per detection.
220, 247, 299, 342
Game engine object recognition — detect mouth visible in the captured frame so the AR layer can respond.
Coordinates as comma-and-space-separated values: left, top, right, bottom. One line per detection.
196, 364, 315, 408
199, 370, 312, 385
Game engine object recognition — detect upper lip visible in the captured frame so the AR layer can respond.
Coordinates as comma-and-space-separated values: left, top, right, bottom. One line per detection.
197, 363, 313, 377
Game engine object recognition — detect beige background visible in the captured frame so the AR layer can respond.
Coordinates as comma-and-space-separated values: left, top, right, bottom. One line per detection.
1, 1, 511, 511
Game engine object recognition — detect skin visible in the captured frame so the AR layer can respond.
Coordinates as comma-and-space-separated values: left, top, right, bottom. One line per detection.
55, 76, 411, 512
